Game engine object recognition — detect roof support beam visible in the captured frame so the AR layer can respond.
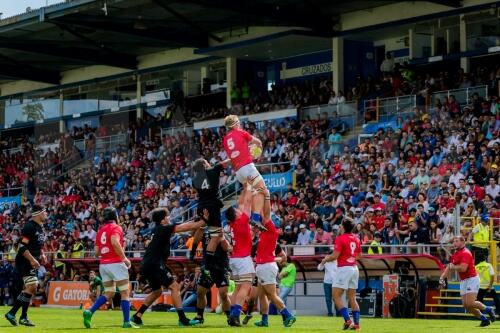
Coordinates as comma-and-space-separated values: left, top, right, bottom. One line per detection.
152, 0, 222, 43
0, 37, 136, 69
0, 63, 60, 84
425, 0, 462, 7
55, 15, 208, 47
48, 20, 138, 69
184, 0, 333, 32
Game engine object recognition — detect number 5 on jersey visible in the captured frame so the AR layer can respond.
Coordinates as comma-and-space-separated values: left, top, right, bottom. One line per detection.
227, 138, 235, 150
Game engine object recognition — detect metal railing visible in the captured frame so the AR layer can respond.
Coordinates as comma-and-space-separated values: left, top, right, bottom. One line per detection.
3, 241, 496, 275
0, 146, 24, 155
73, 133, 129, 155
301, 101, 360, 128
0, 186, 23, 198
363, 94, 417, 124
430, 85, 489, 106
160, 125, 194, 137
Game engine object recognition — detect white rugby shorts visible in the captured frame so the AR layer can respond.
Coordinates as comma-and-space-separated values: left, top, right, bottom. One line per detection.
99, 262, 129, 283
332, 266, 359, 290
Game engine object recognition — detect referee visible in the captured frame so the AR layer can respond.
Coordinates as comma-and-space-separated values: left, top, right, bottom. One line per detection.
5, 205, 47, 327
132, 208, 206, 327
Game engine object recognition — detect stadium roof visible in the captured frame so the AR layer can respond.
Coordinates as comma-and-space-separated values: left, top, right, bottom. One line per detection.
0, 0, 463, 85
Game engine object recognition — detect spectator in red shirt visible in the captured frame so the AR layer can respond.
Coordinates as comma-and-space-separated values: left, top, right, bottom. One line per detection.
313, 226, 333, 246
372, 194, 386, 211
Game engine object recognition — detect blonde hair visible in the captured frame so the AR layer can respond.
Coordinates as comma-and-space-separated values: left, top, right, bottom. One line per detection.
224, 115, 240, 129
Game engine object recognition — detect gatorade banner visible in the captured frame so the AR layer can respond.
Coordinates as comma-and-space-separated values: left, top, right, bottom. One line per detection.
47, 281, 91, 307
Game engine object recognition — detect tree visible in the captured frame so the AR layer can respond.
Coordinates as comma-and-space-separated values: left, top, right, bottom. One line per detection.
22, 103, 44, 122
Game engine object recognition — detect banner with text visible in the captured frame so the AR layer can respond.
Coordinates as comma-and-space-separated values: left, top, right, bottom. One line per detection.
280, 62, 333, 80
193, 108, 297, 132
47, 281, 91, 307
262, 171, 294, 193
0, 195, 22, 210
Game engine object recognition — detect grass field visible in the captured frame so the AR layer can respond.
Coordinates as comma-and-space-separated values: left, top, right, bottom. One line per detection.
0, 308, 498, 333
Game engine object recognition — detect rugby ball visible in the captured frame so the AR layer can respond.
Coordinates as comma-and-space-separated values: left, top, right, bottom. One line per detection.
250, 144, 262, 159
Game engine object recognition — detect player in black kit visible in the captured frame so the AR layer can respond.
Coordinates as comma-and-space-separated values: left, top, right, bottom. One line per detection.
190, 228, 232, 325
132, 208, 207, 327
192, 158, 230, 268
5, 205, 47, 327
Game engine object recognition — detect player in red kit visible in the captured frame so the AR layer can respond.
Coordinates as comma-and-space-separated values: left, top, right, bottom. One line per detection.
253, 189, 296, 328
321, 218, 361, 330
440, 236, 496, 327
225, 186, 254, 326
83, 207, 136, 329
223, 115, 267, 230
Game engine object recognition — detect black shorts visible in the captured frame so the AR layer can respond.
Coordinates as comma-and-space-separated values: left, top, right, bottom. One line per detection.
15, 258, 37, 280
197, 202, 222, 228
140, 263, 174, 291
197, 265, 230, 289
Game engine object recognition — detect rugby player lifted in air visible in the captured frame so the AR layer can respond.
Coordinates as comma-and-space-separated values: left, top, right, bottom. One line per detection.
191, 158, 230, 274
223, 115, 267, 231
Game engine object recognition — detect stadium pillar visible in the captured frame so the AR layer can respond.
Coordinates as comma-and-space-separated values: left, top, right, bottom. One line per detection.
226, 57, 237, 108
332, 37, 344, 94
201, 66, 208, 94
409, 28, 415, 59
59, 90, 65, 133
459, 14, 469, 73
136, 74, 143, 120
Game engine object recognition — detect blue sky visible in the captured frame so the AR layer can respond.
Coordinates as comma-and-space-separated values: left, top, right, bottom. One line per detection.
1, 1, 63, 18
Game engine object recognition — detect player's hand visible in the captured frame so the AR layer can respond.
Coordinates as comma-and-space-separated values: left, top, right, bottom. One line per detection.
202, 209, 210, 222
30, 259, 41, 269
439, 278, 446, 287
449, 263, 455, 270
123, 258, 131, 269
487, 286, 492, 292
40, 254, 47, 264
189, 247, 197, 261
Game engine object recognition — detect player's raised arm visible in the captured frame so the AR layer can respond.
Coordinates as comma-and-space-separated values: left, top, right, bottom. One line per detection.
249, 136, 262, 149
220, 159, 232, 167
238, 185, 253, 216
175, 219, 206, 233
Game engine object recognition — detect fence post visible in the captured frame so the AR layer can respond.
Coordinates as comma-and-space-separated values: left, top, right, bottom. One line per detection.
376, 98, 380, 122
466, 87, 469, 103
490, 241, 497, 277
489, 218, 494, 241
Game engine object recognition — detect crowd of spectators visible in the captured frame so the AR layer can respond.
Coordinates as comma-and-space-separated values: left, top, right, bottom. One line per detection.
0, 62, 498, 307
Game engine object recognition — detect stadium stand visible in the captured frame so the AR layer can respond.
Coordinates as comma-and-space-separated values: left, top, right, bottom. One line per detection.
0, 0, 498, 318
